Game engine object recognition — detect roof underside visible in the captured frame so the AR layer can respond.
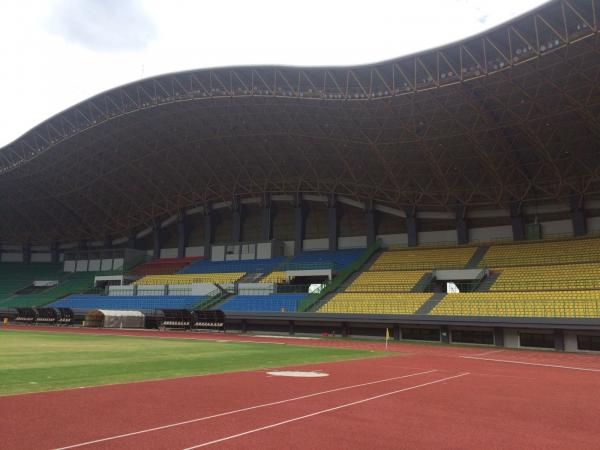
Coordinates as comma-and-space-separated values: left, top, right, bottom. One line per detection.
2, 0, 600, 244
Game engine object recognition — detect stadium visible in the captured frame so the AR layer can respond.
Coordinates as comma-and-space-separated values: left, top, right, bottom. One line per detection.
2, 0, 600, 448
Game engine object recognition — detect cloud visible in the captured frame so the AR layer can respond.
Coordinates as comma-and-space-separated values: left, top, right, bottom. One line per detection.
45, 0, 156, 52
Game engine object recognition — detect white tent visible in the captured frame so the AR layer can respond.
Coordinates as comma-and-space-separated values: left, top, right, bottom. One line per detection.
84, 309, 145, 328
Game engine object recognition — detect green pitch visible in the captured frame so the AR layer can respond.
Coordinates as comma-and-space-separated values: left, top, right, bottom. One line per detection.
0, 330, 384, 395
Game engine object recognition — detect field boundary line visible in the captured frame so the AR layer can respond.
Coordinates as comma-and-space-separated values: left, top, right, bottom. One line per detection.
462, 356, 600, 372
54, 370, 437, 449
182, 372, 470, 449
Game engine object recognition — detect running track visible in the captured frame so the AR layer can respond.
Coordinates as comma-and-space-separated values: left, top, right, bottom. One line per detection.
2, 326, 600, 449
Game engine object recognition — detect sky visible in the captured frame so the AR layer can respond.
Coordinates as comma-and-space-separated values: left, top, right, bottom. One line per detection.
0, 0, 548, 148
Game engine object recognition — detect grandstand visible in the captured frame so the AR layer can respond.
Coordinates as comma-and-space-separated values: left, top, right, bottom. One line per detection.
1, 0, 600, 352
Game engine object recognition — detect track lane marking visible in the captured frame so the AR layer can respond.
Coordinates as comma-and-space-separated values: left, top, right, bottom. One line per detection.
182, 372, 470, 449
54, 369, 437, 449
464, 349, 505, 358
462, 356, 600, 372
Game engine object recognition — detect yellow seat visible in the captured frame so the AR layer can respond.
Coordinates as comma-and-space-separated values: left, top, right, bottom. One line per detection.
134, 273, 245, 285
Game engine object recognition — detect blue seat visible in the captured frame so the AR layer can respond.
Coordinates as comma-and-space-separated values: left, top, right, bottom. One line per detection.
49, 295, 205, 311
218, 294, 306, 312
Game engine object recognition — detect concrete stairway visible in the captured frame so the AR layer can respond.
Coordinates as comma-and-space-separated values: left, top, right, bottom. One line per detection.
466, 245, 490, 268
411, 272, 434, 292
415, 292, 447, 315
476, 271, 501, 291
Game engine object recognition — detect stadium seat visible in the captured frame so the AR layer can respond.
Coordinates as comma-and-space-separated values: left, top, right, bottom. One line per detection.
479, 237, 600, 267
217, 294, 306, 312
490, 263, 600, 291
346, 270, 427, 292
431, 291, 600, 318
371, 247, 476, 270
134, 273, 245, 285
318, 293, 431, 315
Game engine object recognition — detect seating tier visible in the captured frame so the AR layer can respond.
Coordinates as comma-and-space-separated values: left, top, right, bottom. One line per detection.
491, 263, 600, 291
479, 238, 600, 267
346, 270, 426, 292
134, 273, 245, 285
218, 294, 305, 312
318, 293, 431, 315
371, 247, 476, 270
431, 291, 600, 317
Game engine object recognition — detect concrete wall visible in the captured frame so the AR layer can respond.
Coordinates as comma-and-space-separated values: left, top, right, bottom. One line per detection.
159, 247, 178, 259
469, 225, 513, 242
541, 219, 573, 236
185, 246, 205, 257
338, 235, 367, 249
503, 328, 519, 348
302, 238, 329, 251
376, 233, 408, 247
418, 229, 458, 245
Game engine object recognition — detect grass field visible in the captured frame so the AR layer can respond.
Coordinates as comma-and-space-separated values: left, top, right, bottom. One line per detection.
0, 330, 385, 395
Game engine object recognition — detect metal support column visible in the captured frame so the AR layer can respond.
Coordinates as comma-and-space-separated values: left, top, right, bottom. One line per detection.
405, 207, 418, 247
456, 205, 468, 245
204, 206, 214, 259
261, 194, 272, 241
569, 194, 587, 236
510, 203, 525, 241
152, 220, 161, 259
328, 194, 338, 251
232, 196, 242, 243
294, 194, 305, 255
177, 210, 188, 259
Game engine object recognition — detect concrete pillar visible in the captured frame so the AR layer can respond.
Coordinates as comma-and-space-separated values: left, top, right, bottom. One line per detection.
564, 331, 578, 352
152, 220, 161, 259
440, 325, 450, 343
456, 205, 469, 245
294, 195, 305, 255
510, 203, 525, 241
204, 207, 214, 259
261, 195, 272, 241
554, 330, 565, 352
342, 322, 349, 337
22, 242, 31, 264
569, 195, 587, 236
328, 195, 338, 251
393, 324, 400, 341
503, 328, 519, 348
366, 205, 377, 247
177, 210, 188, 258
493, 327, 504, 347
289, 320, 295, 336
231, 196, 242, 243
404, 207, 418, 247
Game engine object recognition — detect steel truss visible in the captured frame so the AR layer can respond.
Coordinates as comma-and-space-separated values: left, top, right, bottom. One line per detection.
1, 0, 600, 244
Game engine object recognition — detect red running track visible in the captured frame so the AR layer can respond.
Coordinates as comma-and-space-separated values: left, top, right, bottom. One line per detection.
2, 326, 600, 449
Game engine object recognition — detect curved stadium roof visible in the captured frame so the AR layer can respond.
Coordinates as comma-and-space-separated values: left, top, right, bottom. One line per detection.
1, 0, 600, 244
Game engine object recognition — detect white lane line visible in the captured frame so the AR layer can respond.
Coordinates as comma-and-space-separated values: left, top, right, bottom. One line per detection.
464, 349, 505, 358
462, 356, 600, 372
54, 370, 437, 450
182, 372, 470, 449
